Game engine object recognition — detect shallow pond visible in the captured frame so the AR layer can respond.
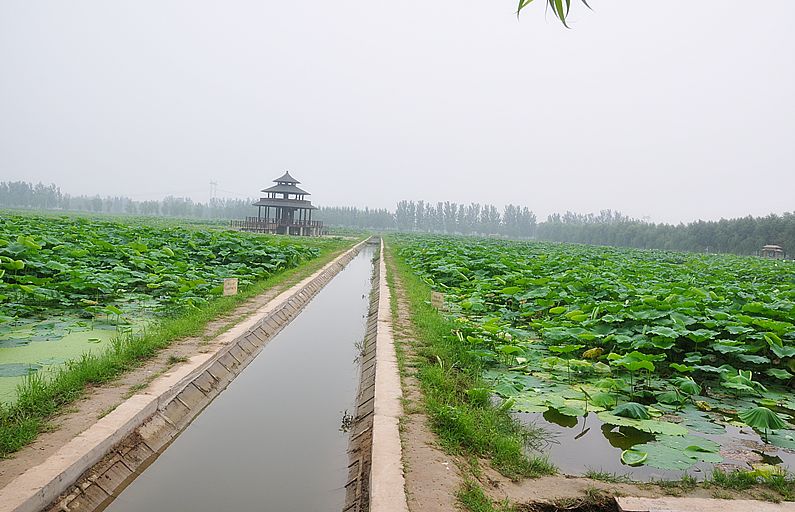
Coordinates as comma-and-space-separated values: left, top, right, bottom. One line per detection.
0, 311, 151, 404
518, 407, 795, 480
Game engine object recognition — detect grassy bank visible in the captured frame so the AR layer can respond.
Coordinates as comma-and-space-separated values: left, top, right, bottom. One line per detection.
384, 239, 555, 480
0, 237, 355, 457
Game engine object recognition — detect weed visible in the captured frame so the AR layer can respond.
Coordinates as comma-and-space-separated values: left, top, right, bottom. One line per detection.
710, 489, 734, 499
97, 403, 120, 419
710, 468, 757, 491
167, 355, 189, 366
457, 481, 514, 512
654, 474, 697, 496
583, 469, 632, 484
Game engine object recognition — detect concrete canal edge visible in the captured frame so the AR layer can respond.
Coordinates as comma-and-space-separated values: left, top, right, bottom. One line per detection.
617, 496, 795, 512
0, 239, 369, 512
369, 239, 410, 512
343, 241, 377, 512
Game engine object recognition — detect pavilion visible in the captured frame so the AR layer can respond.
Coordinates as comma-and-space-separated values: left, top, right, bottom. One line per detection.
761, 244, 785, 259
231, 172, 324, 236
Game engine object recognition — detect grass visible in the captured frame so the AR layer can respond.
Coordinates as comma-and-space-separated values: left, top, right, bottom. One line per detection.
457, 481, 514, 512
709, 468, 758, 491
706, 468, 795, 501
653, 474, 698, 496
97, 403, 121, 419
0, 237, 354, 457
583, 469, 632, 484
166, 355, 189, 365
385, 239, 556, 480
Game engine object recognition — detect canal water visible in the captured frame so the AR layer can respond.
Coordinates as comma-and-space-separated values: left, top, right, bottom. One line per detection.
104, 245, 376, 512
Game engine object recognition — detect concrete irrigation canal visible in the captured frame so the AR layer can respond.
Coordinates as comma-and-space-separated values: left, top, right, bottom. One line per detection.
103, 242, 376, 512
0, 238, 408, 512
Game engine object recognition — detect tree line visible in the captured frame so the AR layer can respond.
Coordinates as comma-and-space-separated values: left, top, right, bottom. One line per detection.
0, 181, 255, 219
395, 200, 537, 237
537, 210, 795, 257
2, 181, 793, 257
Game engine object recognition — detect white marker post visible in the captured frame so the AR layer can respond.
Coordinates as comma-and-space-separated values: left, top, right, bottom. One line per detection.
223, 278, 239, 296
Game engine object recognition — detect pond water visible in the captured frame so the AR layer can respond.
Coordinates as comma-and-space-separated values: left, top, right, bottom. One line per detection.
0, 318, 133, 403
103, 245, 375, 512
519, 408, 795, 480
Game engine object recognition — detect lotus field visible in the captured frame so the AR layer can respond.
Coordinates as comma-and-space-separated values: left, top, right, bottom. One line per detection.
0, 213, 323, 402
397, 235, 795, 474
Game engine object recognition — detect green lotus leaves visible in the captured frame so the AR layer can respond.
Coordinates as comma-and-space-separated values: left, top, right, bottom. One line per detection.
684, 446, 722, 463
548, 344, 584, 354
587, 392, 618, 409
770, 343, 795, 359
0, 213, 325, 325
766, 368, 794, 380
738, 407, 788, 432
621, 449, 647, 466
628, 435, 722, 470
668, 363, 695, 373
672, 377, 701, 396
396, 234, 795, 471
612, 402, 650, 420
657, 390, 687, 405
647, 326, 679, 339
636, 420, 689, 436
766, 429, 795, 450
736, 354, 771, 364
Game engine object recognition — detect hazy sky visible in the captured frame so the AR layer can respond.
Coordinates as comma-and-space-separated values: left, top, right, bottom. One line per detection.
1, 1, 793, 224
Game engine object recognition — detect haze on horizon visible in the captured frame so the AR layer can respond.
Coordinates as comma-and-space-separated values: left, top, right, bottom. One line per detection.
1, 1, 793, 225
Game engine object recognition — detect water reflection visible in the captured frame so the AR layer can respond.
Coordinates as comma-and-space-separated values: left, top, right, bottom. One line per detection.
520, 409, 795, 481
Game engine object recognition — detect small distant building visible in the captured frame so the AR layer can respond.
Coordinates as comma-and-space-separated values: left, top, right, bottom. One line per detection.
761, 244, 785, 259
231, 171, 324, 236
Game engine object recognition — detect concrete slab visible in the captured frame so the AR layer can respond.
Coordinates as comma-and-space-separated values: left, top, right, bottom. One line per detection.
206, 360, 231, 383
218, 352, 239, 370
161, 396, 191, 427
94, 461, 133, 496
192, 370, 217, 395
119, 442, 154, 468
618, 497, 795, 512
64, 484, 109, 512
176, 383, 209, 411
370, 241, 409, 512
228, 344, 246, 364
138, 414, 176, 452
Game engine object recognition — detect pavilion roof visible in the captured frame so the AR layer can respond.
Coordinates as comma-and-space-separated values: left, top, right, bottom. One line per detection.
274, 171, 300, 184
253, 197, 317, 209
261, 183, 311, 195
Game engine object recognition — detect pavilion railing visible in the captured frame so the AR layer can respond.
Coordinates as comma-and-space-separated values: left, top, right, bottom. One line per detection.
230, 217, 324, 232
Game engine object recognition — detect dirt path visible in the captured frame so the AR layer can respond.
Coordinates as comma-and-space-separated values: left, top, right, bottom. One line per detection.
0, 250, 347, 489
384, 248, 464, 511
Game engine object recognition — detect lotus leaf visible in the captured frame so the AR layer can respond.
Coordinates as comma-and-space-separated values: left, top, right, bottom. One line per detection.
612, 402, 650, 420
738, 407, 788, 432
673, 377, 701, 395
621, 449, 647, 466
766, 369, 793, 380
630, 443, 694, 470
